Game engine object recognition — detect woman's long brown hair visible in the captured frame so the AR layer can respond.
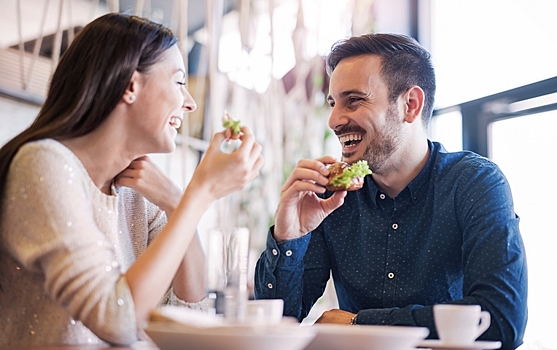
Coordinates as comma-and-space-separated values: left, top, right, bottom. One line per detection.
0, 13, 178, 289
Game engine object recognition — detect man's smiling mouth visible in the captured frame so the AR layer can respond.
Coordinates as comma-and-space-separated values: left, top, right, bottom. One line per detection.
339, 133, 363, 149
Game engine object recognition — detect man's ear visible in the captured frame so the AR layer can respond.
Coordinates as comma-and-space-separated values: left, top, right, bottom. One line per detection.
403, 86, 425, 124
123, 71, 141, 104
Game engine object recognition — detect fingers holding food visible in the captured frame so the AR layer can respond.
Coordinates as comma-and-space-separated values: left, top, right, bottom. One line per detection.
280, 159, 330, 193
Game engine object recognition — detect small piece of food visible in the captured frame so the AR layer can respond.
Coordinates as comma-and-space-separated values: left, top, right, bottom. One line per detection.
326, 160, 372, 191
222, 111, 241, 140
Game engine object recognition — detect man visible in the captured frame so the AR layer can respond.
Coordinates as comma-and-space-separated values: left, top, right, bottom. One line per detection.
254, 33, 527, 350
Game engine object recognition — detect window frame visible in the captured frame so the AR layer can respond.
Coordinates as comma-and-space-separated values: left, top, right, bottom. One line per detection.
432, 76, 557, 157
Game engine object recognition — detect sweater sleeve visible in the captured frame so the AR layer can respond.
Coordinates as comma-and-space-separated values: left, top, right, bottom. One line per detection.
2, 141, 138, 345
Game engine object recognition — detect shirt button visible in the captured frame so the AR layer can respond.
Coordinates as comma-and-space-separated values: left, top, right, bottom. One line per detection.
267, 283, 273, 289
379, 193, 386, 200
285, 250, 293, 257
392, 223, 398, 230
272, 249, 278, 256
388, 272, 395, 279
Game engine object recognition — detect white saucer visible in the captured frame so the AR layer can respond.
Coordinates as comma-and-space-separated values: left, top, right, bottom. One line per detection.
418, 339, 502, 350
304, 324, 429, 350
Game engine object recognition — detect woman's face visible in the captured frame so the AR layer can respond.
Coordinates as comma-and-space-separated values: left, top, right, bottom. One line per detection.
131, 45, 196, 154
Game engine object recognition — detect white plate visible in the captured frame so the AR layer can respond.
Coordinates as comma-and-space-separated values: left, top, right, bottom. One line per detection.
303, 324, 430, 350
418, 339, 502, 350
145, 321, 316, 350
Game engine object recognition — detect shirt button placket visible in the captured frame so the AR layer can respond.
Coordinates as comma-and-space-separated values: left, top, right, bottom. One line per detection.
385, 222, 399, 303
389, 223, 399, 279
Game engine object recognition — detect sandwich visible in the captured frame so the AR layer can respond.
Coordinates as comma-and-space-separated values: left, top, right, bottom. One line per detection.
326, 160, 372, 191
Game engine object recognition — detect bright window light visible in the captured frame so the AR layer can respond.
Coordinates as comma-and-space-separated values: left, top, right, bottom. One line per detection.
218, 0, 352, 94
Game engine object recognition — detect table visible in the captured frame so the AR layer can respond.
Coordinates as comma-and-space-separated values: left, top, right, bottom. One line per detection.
0, 341, 159, 350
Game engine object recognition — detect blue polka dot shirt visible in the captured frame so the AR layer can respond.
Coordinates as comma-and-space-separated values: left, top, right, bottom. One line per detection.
254, 141, 527, 350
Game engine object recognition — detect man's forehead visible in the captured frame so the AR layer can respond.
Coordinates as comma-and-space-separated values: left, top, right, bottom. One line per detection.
329, 60, 384, 96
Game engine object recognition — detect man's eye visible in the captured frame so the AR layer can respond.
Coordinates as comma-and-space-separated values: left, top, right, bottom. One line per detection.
349, 97, 361, 103
177, 81, 186, 86
328, 101, 335, 108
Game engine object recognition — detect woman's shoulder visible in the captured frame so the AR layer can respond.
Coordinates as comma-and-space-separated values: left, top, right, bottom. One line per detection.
15, 139, 77, 165
10, 139, 89, 188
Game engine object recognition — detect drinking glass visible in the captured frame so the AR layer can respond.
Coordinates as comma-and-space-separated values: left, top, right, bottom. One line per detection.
206, 227, 250, 321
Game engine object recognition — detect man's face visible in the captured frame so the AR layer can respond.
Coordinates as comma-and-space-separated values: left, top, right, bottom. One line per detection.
327, 54, 403, 172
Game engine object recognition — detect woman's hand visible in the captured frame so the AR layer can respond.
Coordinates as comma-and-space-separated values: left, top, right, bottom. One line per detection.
188, 125, 264, 202
114, 155, 182, 215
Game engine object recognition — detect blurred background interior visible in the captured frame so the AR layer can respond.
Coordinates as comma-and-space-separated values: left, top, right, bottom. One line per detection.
0, 0, 555, 348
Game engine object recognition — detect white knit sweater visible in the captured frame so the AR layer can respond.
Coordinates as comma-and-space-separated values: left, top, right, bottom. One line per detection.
0, 139, 193, 346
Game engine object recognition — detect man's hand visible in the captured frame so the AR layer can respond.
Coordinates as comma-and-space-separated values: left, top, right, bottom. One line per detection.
314, 309, 356, 324
273, 156, 347, 242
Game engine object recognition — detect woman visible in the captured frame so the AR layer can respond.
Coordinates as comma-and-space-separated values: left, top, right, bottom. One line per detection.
0, 13, 263, 346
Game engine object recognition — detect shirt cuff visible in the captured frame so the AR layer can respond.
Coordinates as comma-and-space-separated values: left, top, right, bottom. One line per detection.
354, 308, 395, 325
265, 226, 312, 267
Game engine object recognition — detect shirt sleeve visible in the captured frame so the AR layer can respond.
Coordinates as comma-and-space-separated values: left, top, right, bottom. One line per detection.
161, 288, 208, 310
254, 227, 331, 321
355, 159, 527, 350
146, 200, 167, 244
2, 143, 138, 345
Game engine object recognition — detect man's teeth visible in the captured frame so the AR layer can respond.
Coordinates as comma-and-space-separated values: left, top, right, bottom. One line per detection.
170, 117, 181, 129
339, 134, 362, 145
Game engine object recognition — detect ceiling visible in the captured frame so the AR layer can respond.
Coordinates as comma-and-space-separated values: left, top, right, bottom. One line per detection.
0, 0, 236, 48
116, 0, 237, 36
0, 0, 416, 104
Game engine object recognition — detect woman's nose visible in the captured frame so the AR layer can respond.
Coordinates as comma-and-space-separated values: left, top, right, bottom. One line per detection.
182, 89, 197, 112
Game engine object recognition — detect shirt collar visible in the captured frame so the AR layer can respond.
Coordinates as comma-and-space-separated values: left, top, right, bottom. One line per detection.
366, 140, 438, 205
406, 140, 437, 203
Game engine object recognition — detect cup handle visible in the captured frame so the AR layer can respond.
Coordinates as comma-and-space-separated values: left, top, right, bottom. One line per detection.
475, 310, 491, 339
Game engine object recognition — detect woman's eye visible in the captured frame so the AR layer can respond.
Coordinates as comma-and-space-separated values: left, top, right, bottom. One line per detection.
177, 80, 186, 86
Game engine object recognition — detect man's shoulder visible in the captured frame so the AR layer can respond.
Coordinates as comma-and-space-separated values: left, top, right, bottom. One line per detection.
432, 142, 499, 174
431, 143, 508, 194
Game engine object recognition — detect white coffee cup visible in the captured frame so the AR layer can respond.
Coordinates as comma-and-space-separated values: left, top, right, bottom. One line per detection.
245, 299, 284, 324
433, 304, 490, 345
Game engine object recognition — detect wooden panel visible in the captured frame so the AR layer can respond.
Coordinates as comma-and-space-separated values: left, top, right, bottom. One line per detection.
0, 47, 52, 100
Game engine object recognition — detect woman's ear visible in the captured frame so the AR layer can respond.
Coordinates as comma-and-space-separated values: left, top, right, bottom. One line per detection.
403, 86, 425, 124
123, 71, 141, 104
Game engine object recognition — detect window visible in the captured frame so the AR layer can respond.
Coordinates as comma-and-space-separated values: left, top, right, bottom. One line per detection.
429, 1, 557, 348
490, 111, 557, 349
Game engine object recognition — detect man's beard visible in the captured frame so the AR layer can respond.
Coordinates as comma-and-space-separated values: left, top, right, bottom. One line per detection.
360, 103, 402, 172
